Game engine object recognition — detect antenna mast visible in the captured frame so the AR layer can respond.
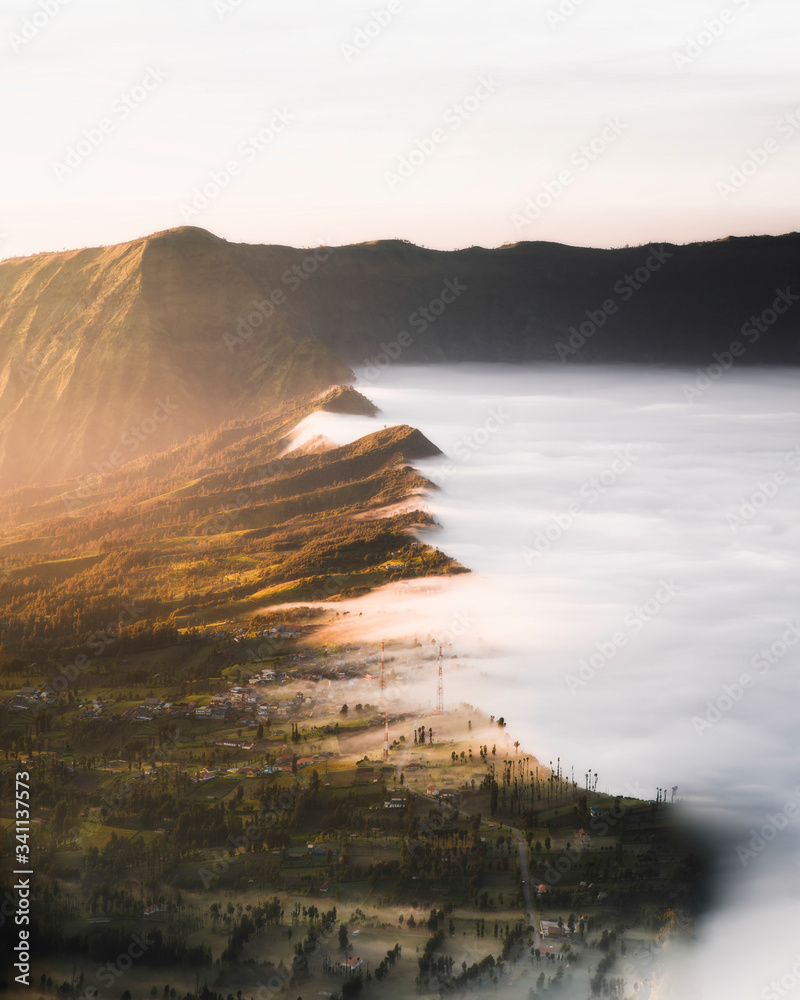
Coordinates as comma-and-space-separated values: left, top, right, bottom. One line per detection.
436, 645, 444, 715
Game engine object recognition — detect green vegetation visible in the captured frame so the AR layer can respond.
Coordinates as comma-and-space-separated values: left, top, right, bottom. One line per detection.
0, 640, 707, 1000
0, 398, 463, 656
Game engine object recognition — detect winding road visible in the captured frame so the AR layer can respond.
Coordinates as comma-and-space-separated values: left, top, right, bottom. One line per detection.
511, 827, 541, 949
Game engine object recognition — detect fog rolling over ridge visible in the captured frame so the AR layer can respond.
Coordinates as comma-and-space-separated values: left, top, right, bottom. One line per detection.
305, 363, 800, 999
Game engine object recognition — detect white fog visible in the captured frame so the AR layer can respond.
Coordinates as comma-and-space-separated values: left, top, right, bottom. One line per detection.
285, 363, 800, 999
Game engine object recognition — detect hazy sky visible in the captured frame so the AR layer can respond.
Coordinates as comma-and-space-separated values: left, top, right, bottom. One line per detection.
1, 0, 799, 257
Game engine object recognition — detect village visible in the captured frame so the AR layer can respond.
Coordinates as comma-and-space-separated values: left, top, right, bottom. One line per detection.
0, 629, 703, 1000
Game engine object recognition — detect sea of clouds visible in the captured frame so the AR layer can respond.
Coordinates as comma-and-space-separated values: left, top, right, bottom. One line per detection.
289, 362, 800, 999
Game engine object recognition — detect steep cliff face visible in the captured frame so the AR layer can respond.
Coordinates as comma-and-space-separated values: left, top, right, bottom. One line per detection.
1, 226, 798, 488
0, 227, 351, 487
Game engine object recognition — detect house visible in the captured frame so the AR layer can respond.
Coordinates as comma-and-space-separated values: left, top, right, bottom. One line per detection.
541, 920, 566, 938
426, 785, 439, 797
384, 798, 406, 809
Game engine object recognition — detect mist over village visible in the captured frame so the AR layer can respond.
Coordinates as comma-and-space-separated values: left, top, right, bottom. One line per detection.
1, 3, 799, 1000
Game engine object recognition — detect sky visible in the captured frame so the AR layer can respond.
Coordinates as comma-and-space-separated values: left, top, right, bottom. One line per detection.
1, 0, 800, 258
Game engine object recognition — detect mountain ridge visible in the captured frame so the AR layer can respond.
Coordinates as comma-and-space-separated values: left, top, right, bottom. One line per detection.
2, 226, 799, 487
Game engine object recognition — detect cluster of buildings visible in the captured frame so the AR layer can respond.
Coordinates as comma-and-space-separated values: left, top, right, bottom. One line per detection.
196, 622, 311, 643
196, 749, 338, 782
2, 686, 55, 711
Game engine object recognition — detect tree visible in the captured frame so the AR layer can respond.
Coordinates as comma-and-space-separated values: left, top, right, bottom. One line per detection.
340, 704, 348, 716
339, 923, 349, 950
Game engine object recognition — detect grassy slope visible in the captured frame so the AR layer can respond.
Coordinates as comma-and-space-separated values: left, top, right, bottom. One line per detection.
0, 227, 351, 487
0, 390, 463, 651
